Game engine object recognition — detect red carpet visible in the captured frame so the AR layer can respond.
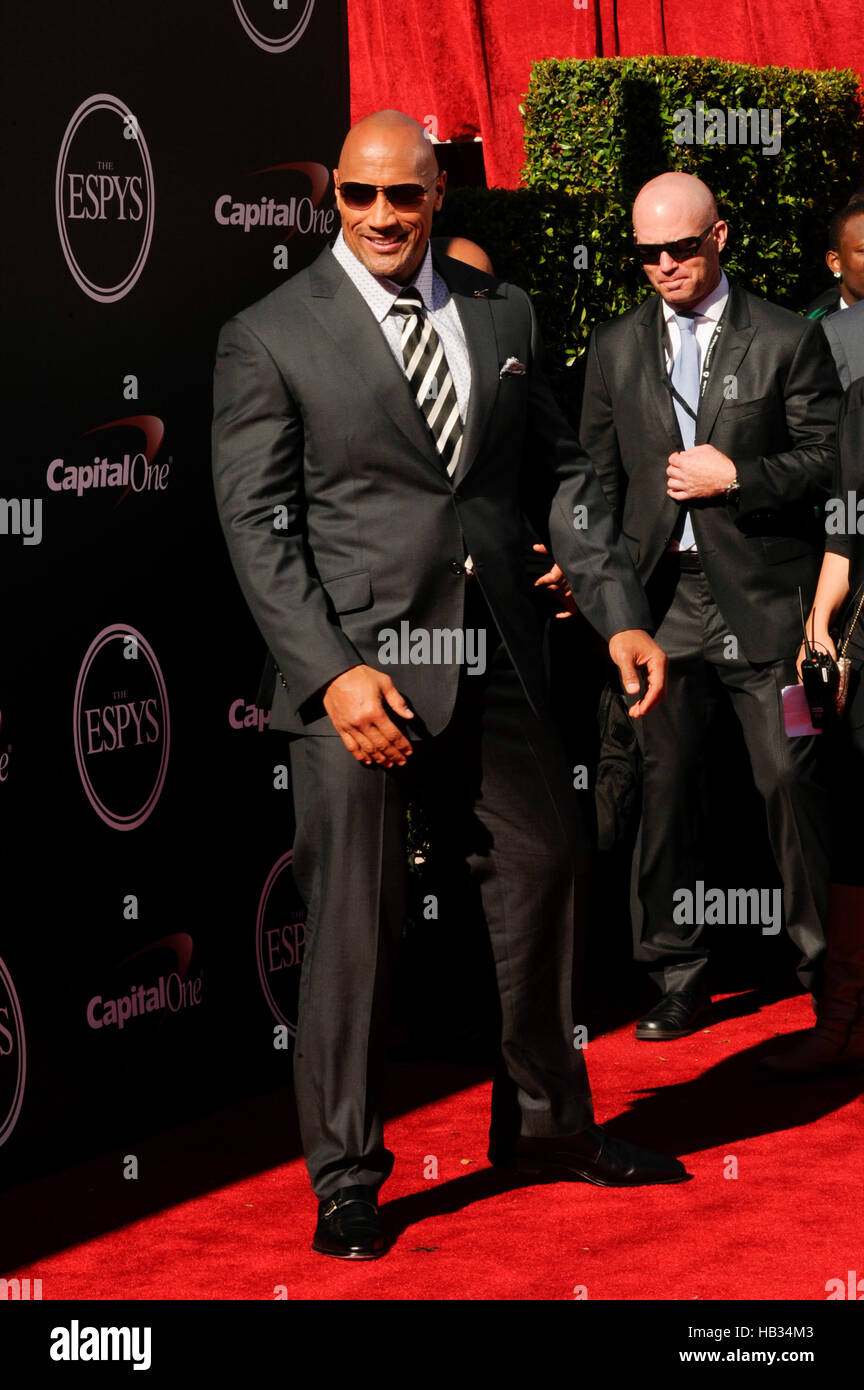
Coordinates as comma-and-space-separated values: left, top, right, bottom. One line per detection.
3, 991, 862, 1300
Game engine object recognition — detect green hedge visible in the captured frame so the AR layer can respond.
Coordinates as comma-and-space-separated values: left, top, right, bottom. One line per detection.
433, 56, 864, 414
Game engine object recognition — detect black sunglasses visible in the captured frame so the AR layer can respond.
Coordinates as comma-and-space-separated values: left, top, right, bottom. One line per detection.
634, 223, 717, 265
336, 176, 439, 211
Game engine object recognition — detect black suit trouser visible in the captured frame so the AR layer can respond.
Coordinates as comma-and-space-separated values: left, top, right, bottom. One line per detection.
287, 581, 594, 1198
631, 565, 829, 996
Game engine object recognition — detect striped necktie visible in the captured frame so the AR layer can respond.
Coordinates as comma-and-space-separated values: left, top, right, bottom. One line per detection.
390, 286, 463, 476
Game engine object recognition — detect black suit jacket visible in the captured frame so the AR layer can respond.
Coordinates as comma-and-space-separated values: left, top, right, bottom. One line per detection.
823, 299, 864, 390
211, 243, 652, 735
579, 281, 841, 662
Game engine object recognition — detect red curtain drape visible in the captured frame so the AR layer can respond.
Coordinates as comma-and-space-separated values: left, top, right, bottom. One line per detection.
347, 1, 864, 188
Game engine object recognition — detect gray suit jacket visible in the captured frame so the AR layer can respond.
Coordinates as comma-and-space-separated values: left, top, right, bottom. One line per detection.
580, 281, 840, 663
823, 299, 864, 390
212, 243, 652, 735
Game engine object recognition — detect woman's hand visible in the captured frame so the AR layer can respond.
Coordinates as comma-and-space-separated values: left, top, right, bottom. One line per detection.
796, 624, 837, 681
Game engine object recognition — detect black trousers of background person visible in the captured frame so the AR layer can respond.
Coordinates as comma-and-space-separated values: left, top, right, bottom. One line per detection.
287, 579, 594, 1200
631, 557, 829, 998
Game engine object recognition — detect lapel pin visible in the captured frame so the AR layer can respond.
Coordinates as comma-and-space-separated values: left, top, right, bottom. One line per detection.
473, 288, 489, 298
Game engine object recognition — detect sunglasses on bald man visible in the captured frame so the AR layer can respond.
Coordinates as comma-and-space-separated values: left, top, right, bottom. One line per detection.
336, 176, 439, 211
634, 223, 717, 265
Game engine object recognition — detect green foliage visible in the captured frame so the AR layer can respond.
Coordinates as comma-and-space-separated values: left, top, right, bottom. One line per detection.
433, 56, 864, 415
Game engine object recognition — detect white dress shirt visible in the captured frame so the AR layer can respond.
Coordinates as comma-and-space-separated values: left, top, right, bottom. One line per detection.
662, 269, 729, 552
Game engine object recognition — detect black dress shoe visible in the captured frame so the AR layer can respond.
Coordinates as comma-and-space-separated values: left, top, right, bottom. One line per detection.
635, 987, 709, 1040
311, 1184, 385, 1260
495, 1125, 689, 1187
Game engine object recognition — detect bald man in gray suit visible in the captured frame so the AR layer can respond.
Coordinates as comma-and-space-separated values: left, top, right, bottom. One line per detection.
212, 111, 686, 1261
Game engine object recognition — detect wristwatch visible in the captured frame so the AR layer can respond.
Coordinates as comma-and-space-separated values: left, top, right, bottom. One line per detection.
723, 472, 740, 500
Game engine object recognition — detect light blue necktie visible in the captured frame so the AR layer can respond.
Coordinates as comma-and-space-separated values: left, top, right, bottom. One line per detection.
670, 311, 700, 449
669, 312, 700, 548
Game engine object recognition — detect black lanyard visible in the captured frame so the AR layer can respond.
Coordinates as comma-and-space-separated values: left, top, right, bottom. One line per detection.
662, 313, 725, 422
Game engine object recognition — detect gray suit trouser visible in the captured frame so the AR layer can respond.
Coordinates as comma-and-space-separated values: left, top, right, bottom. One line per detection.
288, 581, 594, 1198
632, 561, 829, 997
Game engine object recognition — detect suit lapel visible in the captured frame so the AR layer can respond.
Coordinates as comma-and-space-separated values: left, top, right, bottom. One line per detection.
634, 281, 757, 450
633, 295, 685, 541
696, 282, 756, 442
636, 295, 683, 446
304, 248, 447, 479
301, 244, 530, 491
432, 255, 502, 487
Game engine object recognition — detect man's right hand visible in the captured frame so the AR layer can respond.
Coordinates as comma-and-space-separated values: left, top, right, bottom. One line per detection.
322, 665, 415, 767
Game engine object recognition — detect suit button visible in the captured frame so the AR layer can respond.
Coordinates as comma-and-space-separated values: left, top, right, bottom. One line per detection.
449, 559, 465, 575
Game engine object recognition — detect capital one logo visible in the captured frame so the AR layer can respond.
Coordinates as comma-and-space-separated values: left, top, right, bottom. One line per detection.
214, 161, 334, 238
73, 624, 170, 831
256, 851, 306, 1037
56, 94, 155, 303
86, 933, 202, 1034
0, 956, 26, 1150
233, 0, 316, 53
47, 415, 169, 507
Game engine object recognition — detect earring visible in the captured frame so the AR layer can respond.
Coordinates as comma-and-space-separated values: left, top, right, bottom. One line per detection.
834, 271, 842, 278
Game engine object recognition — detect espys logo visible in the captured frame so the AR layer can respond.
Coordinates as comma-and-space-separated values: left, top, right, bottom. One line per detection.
0, 956, 26, 1150
56, 94, 155, 303
256, 851, 306, 1037
47, 415, 169, 506
86, 933, 202, 1034
233, 0, 316, 53
73, 624, 170, 831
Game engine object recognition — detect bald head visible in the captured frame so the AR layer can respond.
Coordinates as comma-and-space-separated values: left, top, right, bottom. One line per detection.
334, 109, 445, 283
338, 110, 439, 183
633, 173, 718, 233
632, 172, 726, 310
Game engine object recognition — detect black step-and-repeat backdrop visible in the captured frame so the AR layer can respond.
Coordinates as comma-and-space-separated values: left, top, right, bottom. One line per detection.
1, 1, 348, 1187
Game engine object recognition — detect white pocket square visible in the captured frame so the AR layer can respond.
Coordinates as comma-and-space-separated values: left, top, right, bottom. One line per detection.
499, 357, 526, 378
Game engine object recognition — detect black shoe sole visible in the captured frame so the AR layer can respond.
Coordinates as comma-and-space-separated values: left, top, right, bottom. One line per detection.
635, 1006, 708, 1040
513, 1157, 690, 1186
311, 1240, 386, 1260
634, 1023, 703, 1040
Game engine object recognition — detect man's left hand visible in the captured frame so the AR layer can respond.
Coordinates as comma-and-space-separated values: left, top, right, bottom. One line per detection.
608, 630, 667, 718
532, 542, 578, 618
667, 445, 736, 500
